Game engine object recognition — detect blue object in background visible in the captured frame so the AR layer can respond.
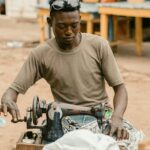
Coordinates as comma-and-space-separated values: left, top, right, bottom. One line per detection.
108, 16, 114, 42
0, 117, 6, 127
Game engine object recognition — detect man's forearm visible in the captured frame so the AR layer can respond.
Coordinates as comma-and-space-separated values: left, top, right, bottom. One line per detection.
108, 84, 129, 139
112, 84, 128, 118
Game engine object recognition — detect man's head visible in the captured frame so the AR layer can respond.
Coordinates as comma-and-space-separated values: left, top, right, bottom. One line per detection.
47, 0, 81, 50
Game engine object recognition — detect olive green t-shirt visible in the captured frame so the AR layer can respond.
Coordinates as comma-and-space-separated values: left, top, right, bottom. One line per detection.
10, 33, 123, 107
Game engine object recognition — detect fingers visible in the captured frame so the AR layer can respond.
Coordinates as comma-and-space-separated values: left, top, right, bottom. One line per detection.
1, 88, 20, 122
3, 104, 8, 116
1, 101, 22, 123
10, 110, 22, 123
0, 104, 8, 116
116, 127, 122, 140
16, 110, 21, 120
11, 109, 18, 122
10, 103, 21, 122
122, 128, 129, 140
12, 102, 21, 119
10, 110, 21, 123
115, 127, 129, 140
109, 124, 117, 137
109, 124, 129, 140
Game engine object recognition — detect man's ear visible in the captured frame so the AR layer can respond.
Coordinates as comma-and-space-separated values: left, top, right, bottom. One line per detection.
47, 17, 52, 26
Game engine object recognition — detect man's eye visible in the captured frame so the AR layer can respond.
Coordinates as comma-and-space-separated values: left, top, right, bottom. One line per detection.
57, 24, 65, 29
72, 24, 78, 28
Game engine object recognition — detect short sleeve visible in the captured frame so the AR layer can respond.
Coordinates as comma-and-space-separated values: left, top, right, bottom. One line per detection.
101, 40, 123, 86
10, 51, 43, 94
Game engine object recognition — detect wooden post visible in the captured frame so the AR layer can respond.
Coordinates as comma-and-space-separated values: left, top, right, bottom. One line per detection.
126, 17, 130, 40
100, 14, 108, 40
113, 16, 118, 41
80, 13, 94, 34
135, 17, 142, 56
87, 19, 93, 33
38, 14, 46, 43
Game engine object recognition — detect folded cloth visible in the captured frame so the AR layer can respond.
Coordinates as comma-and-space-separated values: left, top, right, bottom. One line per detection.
62, 115, 144, 150
43, 129, 119, 150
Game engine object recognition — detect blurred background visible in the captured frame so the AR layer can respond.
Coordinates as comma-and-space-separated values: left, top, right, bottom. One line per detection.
0, 0, 150, 150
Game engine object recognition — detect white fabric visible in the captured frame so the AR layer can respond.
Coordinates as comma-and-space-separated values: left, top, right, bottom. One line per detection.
43, 129, 119, 150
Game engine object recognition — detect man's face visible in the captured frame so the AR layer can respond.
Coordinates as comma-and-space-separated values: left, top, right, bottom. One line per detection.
51, 10, 81, 49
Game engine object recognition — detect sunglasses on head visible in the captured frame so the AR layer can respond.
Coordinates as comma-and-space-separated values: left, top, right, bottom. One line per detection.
50, 0, 80, 10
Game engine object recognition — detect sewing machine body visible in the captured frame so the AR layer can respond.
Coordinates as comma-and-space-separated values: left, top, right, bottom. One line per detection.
16, 96, 110, 150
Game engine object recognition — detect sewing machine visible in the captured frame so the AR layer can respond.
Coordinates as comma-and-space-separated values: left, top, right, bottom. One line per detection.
16, 96, 110, 150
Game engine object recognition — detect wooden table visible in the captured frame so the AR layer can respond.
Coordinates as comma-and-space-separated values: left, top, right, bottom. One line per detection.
98, 2, 150, 56
37, 2, 100, 43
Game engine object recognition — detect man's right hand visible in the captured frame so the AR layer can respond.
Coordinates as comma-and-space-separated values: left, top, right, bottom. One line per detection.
0, 88, 21, 123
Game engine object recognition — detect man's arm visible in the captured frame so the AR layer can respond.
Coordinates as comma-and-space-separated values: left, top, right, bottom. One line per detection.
109, 83, 129, 140
0, 49, 44, 121
1, 88, 21, 122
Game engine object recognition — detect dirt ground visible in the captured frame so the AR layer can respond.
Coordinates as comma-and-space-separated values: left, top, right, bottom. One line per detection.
0, 15, 150, 150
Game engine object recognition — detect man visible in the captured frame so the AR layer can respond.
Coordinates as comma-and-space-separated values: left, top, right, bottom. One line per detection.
1, 0, 142, 149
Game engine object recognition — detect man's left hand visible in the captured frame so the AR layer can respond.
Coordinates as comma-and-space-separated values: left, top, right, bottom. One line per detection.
108, 115, 129, 140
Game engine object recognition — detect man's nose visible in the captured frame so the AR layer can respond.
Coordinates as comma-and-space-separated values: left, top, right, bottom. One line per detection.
65, 26, 73, 35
